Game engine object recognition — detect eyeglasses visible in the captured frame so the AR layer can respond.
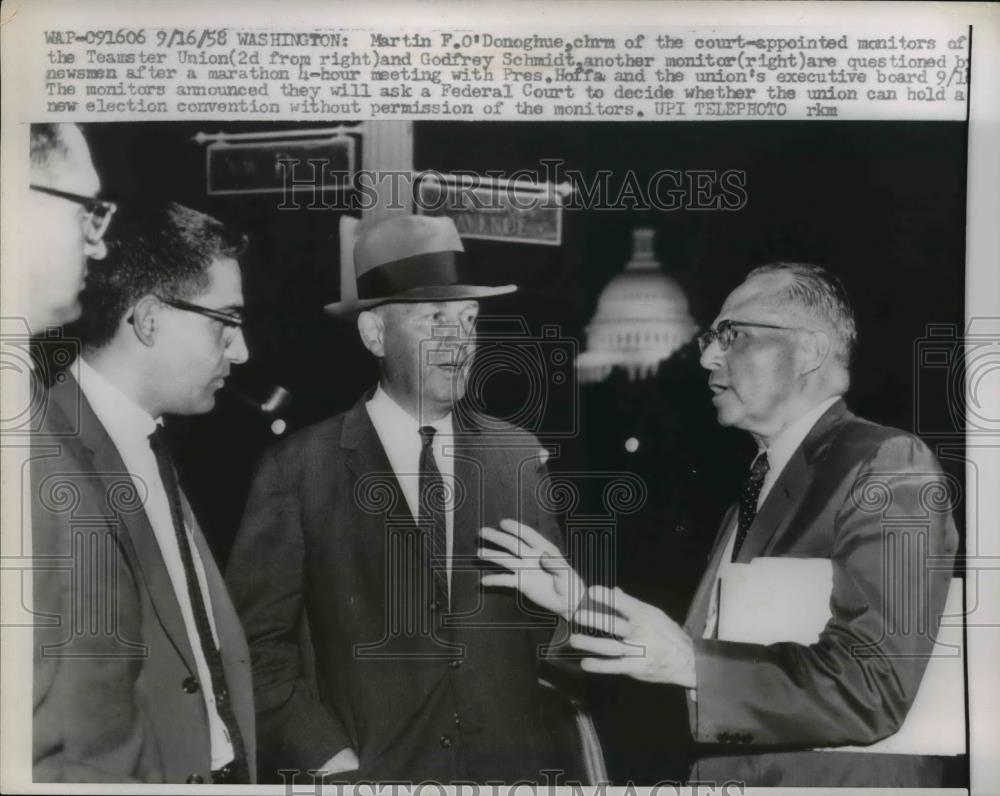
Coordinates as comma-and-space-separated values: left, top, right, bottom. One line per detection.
160, 297, 244, 346
30, 184, 118, 246
130, 297, 244, 347
159, 297, 243, 329
697, 319, 804, 353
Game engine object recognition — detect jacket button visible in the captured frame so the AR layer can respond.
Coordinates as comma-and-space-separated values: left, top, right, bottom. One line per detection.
182, 676, 199, 694
449, 659, 462, 669
439, 735, 452, 749
429, 600, 440, 612
215, 688, 229, 706
453, 712, 461, 727
186, 774, 204, 784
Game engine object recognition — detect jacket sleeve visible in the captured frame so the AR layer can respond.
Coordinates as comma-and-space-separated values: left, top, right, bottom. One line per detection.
226, 444, 351, 775
688, 434, 959, 746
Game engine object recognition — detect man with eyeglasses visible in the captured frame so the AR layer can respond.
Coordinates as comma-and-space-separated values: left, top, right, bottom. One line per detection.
32, 202, 256, 783
483, 263, 958, 787
27, 123, 115, 331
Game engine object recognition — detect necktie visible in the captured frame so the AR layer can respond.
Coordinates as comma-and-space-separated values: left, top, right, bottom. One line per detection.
731, 451, 770, 562
418, 425, 449, 599
148, 428, 248, 783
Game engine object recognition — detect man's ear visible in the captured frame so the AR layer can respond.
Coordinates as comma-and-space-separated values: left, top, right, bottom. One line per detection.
128, 295, 160, 348
798, 329, 831, 376
357, 310, 385, 358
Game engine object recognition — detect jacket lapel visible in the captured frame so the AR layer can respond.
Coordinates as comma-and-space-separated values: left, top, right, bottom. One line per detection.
340, 391, 411, 522
684, 504, 736, 636
448, 429, 485, 616
53, 373, 198, 674
734, 399, 852, 563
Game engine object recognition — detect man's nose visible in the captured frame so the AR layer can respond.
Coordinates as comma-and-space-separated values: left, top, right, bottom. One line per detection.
699, 338, 723, 371
226, 327, 250, 365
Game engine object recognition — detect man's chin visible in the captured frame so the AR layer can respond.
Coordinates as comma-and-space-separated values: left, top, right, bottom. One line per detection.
713, 404, 741, 428
48, 299, 82, 329
175, 393, 218, 416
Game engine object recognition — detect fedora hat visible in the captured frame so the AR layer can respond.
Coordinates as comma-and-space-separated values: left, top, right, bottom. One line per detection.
323, 214, 516, 315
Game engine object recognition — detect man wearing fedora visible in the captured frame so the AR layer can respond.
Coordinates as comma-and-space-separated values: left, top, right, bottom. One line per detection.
227, 215, 578, 783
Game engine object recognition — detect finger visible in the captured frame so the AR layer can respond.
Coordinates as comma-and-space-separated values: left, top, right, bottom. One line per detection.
480, 525, 537, 556
588, 584, 647, 618
480, 573, 518, 589
569, 633, 633, 657
579, 656, 641, 676
573, 609, 632, 638
476, 548, 526, 572
539, 550, 573, 577
498, 518, 557, 554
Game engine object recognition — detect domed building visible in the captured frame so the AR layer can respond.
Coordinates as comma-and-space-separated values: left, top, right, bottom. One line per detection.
576, 228, 698, 382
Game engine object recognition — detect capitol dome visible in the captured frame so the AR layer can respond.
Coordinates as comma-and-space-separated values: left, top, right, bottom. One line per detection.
576, 228, 697, 383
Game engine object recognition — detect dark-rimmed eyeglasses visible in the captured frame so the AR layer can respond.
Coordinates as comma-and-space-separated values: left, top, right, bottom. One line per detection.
30, 184, 117, 245
697, 319, 805, 353
128, 297, 245, 346
159, 297, 243, 329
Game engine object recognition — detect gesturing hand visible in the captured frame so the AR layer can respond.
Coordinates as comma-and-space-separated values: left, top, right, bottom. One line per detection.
570, 585, 696, 688
478, 518, 585, 620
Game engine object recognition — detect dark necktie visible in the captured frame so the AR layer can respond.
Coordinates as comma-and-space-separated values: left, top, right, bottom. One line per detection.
148, 428, 248, 783
731, 451, 770, 562
418, 425, 449, 599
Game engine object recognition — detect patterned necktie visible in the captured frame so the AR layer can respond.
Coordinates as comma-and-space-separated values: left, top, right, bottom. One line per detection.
148, 428, 248, 783
418, 425, 449, 599
731, 451, 770, 562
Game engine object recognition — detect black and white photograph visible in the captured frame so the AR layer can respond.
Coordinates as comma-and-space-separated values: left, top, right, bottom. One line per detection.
2, 2, 998, 794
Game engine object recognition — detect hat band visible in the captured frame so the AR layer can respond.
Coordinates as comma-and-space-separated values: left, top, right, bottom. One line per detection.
357, 250, 467, 299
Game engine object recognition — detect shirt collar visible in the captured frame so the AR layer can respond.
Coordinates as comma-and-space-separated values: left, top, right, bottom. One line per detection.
77, 355, 160, 443
368, 384, 453, 436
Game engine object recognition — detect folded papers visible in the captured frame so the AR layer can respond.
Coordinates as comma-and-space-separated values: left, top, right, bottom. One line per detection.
718, 557, 965, 756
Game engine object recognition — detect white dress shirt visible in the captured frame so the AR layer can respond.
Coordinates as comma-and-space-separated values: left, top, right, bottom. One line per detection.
702, 395, 841, 639
366, 385, 456, 598
77, 357, 234, 769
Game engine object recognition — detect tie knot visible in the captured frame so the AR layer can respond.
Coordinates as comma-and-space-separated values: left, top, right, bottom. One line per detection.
750, 452, 770, 480
148, 426, 168, 455
419, 425, 437, 446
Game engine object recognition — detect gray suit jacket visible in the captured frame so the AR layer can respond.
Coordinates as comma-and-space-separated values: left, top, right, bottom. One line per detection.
32, 372, 256, 783
227, 391, 569, 783
684, 399, 959, 787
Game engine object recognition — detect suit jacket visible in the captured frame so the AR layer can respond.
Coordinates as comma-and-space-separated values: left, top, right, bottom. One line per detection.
683, 399, 959, 787
31, 372, 256, 783
226, 392, 568, 783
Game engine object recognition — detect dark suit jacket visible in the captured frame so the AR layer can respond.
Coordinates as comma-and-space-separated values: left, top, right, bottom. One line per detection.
227, 392, 568, 783
31, 372, 256, 783
683, 399, 959, 787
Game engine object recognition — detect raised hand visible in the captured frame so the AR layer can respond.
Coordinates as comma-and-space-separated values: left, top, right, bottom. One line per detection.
478, 518, 585, 620
570, 585, 696, 688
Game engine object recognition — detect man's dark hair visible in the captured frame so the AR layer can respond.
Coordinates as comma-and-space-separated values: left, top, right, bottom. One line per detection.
30, 123, 70, 172
747, 261, 857, 368
75, 202, 246, 349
